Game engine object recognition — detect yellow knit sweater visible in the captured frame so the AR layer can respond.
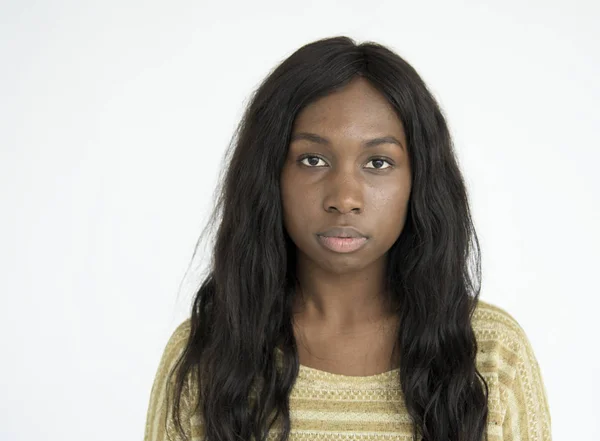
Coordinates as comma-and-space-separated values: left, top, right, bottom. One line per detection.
143, 300, 552, 440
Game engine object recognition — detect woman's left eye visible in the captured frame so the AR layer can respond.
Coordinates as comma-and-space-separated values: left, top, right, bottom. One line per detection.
365, 158, 393, 169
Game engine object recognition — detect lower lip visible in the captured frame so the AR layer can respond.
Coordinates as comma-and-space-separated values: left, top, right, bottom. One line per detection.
317, 235, 368, 253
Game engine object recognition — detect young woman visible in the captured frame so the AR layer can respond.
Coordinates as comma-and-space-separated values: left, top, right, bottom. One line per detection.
143, 36, 552, 441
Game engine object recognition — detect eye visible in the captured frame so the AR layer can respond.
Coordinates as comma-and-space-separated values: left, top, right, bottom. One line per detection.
365, 158, 393, 170
299, 155, 327, 167
298, 155, 393, 170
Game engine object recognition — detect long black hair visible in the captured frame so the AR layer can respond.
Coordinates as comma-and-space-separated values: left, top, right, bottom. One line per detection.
167, 35, 489, 441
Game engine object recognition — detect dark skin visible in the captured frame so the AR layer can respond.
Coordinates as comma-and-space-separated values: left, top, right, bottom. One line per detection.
280, 77, 412, 376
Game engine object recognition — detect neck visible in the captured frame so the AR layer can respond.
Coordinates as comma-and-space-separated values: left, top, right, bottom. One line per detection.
293, 254, 394, 331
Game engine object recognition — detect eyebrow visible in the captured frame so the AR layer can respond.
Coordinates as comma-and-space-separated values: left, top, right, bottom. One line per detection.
290, 132, 405, 150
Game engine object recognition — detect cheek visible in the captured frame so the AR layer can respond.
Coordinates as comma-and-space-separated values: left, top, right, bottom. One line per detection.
281, 185, 311, 234
281, 169, 318, 214
371, 187, 411, 230
284, 196, 315, 227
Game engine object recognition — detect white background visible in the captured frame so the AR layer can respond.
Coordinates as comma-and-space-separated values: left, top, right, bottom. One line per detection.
1, 1, 598, 440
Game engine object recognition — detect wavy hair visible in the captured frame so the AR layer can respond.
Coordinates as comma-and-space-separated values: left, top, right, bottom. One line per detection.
167, 35, 489, 441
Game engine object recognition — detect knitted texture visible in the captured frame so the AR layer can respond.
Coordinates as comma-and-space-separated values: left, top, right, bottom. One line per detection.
144, 300, 552, 440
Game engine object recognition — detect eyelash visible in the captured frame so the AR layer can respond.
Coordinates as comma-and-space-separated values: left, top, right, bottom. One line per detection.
297, 154, 394, 170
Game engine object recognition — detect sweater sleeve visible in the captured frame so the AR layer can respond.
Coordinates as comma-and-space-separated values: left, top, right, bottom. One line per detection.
144, 320, 193, 441
501, 324, 552, 441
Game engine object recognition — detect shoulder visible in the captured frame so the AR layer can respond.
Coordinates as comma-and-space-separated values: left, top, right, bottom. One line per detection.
144, 319, 196, 441
471, 299, 549, 408
471, 298, 544, 393
150, 318, 193, 392
166, 318, 192, 350
472, 298, 533, 356
159, 318, 192, 364
472, 302, 553, 439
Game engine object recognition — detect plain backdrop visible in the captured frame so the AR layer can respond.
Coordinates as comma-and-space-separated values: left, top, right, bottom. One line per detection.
1, 1, 598, 440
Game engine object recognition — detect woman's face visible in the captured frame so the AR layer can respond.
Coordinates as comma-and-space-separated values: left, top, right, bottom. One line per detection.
280, 77, 412, 274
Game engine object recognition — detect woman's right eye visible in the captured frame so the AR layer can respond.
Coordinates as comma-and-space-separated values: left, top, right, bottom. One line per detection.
299, 155, 327, 167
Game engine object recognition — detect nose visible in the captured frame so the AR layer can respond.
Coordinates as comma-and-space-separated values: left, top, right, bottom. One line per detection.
322, 167, 364, 214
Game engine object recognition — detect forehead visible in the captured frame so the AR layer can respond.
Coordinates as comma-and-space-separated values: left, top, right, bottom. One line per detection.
292, 78, 405, 136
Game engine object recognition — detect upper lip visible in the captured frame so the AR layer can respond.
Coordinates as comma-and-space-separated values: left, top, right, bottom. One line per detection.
317, 226, 368, 238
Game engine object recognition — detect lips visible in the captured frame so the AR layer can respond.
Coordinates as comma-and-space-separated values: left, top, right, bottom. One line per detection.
317, 226, 367, 238
317, 235, 368, 253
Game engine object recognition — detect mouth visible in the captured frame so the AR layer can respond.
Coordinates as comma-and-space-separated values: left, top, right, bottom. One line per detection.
316, 226, 368, 239
316, 234, 368, 253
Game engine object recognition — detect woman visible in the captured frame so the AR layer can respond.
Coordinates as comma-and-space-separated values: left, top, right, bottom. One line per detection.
143, 36, 552, 441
